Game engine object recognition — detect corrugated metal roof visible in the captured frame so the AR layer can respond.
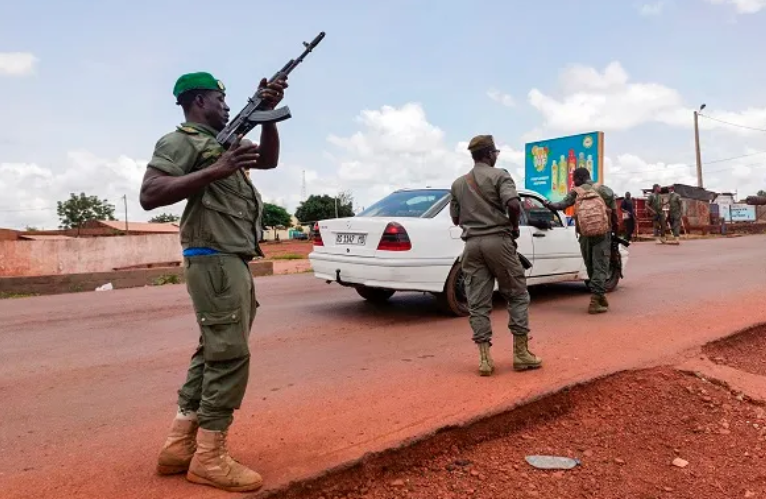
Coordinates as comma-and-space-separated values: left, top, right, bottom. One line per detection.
94, 220, 179, 233
18, 234, 73, 240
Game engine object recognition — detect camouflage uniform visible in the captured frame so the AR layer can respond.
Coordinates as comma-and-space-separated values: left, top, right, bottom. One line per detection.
548, 180, 617, 313
668, 191, 683, 244
450, 135, 541, 376
647, 191, 666, 243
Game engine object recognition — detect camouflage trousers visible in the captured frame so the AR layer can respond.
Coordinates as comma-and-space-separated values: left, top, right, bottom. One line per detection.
177, 254, 258, 431
669, 214, 682, 237
653, 213, 666, 238
461, 233, 530, 344
580, 232, 611, 296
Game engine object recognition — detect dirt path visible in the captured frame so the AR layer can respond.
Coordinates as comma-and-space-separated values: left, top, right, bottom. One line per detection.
1, 236, 765, 499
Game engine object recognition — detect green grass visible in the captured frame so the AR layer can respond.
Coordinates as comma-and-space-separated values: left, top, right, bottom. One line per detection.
269, 253, 306, 261
0, 292, 39, 299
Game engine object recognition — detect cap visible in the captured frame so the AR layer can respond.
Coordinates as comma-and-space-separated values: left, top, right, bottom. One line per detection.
467, 134, 497, 153
173, 72, 226, 100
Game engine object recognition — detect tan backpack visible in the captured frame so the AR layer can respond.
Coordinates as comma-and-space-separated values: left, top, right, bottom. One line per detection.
573, 186, 610, 237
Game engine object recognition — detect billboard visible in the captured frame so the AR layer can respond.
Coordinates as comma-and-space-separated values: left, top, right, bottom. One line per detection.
524, 131, 604, 203
721, 204, 756, 222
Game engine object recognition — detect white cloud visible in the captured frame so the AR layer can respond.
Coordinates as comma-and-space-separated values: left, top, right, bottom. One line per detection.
0, 52, 38, 76
324, 102, 526, 211
525, 61, 766, 136
639, 1, 665, 16
0, 152, 155, 230
704, 0, 766, 13
487, 89, 516, 108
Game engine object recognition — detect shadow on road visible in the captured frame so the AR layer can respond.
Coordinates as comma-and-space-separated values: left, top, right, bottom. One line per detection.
302, 282, 590, 324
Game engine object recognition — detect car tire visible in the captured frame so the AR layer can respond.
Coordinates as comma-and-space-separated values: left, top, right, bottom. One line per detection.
604, 266, 620, 292
355, 286, 395, 303
436, 262, 469, 317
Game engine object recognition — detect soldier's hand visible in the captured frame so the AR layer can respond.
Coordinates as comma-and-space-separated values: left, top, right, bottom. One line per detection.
211, 134, 260, 179
259, 77, 289, 110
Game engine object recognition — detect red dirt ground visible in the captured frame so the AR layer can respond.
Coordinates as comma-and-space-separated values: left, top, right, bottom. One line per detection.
704, 325, 766, 377
270, 366, 766, 499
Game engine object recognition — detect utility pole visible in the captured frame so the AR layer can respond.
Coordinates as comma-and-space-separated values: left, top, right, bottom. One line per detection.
334, 195, 339, 218
694, 103, 706, 188
122, 194, 129, 234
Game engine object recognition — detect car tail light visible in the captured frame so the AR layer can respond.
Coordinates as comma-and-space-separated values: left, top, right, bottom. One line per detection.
377, 222, 411, 251
312, 222, 323, 246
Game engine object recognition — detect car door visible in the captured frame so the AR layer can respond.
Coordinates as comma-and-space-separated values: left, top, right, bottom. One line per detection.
520, 194, 581, 277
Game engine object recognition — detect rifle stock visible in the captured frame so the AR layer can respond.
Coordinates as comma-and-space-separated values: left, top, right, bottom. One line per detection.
216, 31, 326, 147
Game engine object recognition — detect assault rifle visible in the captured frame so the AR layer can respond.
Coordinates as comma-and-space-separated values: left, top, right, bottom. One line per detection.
216, 31, 326, 148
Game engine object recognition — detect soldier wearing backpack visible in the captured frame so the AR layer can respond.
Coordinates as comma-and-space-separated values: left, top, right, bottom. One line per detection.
543, 167, 619, 314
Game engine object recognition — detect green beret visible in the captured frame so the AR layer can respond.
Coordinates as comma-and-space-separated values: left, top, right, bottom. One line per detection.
467, 134, 497, 152
173, 72, 226, 100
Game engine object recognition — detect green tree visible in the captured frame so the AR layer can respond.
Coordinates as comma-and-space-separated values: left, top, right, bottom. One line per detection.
758, 190, 766, 198
295, 193, 354, 223
149, 213, 180, 223
56, 192, 116, 230
262, 203, 292, 238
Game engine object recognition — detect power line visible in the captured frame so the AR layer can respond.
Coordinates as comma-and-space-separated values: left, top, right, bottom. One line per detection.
703, 150, 766, 165
699, 114, 766, 133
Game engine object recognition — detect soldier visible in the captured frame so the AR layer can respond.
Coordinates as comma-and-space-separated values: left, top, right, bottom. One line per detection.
543, 167, 618, 314
139, 71, 288, 492
667, 186, 683, 245
646, 184, 666, 244
620, 191, 635, 242
450, 135, 542, 376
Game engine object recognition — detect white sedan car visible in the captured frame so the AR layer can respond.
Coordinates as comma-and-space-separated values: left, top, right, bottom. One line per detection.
308, 187, 629, 316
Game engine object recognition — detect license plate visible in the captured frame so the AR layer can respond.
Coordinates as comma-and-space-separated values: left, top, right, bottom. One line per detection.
336, 233, 366, 245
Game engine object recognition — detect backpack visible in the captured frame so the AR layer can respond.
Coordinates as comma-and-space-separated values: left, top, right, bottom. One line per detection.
573, 186, 610, 237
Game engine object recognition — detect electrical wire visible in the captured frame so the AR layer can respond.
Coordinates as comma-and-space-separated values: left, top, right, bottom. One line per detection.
699, 114, 766, 133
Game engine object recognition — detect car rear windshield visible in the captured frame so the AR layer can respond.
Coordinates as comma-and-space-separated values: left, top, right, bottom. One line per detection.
357, 189, 450, 218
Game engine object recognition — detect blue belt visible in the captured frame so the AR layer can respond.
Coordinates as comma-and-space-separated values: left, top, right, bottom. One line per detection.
183, 247, 220, 257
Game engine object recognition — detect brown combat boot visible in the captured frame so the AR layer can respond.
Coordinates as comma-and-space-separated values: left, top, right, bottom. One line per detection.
478, 342, 494, 376
157, 414, 199, 475
588, 295, 608, 314
186, 428, 264, 492
598, 294, 609, 309
513, 335, 542, 371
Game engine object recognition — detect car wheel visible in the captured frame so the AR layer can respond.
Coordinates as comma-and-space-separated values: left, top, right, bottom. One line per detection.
355, 286, 395, 303
604, 266, 621, 292
436, 262, 469, 317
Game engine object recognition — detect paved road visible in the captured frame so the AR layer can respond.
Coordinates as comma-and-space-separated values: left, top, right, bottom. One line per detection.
2, 236, 766, 499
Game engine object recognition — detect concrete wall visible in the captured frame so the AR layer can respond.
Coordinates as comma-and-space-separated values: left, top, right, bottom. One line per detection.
0, 234, 182, 277
0, 260, 274, 297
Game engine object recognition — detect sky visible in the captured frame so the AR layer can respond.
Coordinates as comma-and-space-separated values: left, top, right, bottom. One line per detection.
1, 0, 766, 229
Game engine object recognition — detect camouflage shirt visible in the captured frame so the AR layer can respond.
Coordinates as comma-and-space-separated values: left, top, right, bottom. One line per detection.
147, 122, 264, 258
668, 192, 682, 217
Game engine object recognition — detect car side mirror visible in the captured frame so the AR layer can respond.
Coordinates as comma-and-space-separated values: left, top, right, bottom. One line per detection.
528, 208, 555, 230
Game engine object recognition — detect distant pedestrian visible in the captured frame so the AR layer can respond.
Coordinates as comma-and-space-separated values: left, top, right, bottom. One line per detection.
646, 184, 666, 244
544, 168, 619, 314
449, 134, 542, 376
620, 192, 635, 242
667, 187, 683, 245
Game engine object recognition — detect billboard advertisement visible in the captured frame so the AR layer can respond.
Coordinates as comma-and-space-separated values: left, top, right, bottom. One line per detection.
524, 131, 605, 203
720, 204, 756, 222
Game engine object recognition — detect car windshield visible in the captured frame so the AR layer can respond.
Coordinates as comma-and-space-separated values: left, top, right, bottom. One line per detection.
357, 189, 450, 218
